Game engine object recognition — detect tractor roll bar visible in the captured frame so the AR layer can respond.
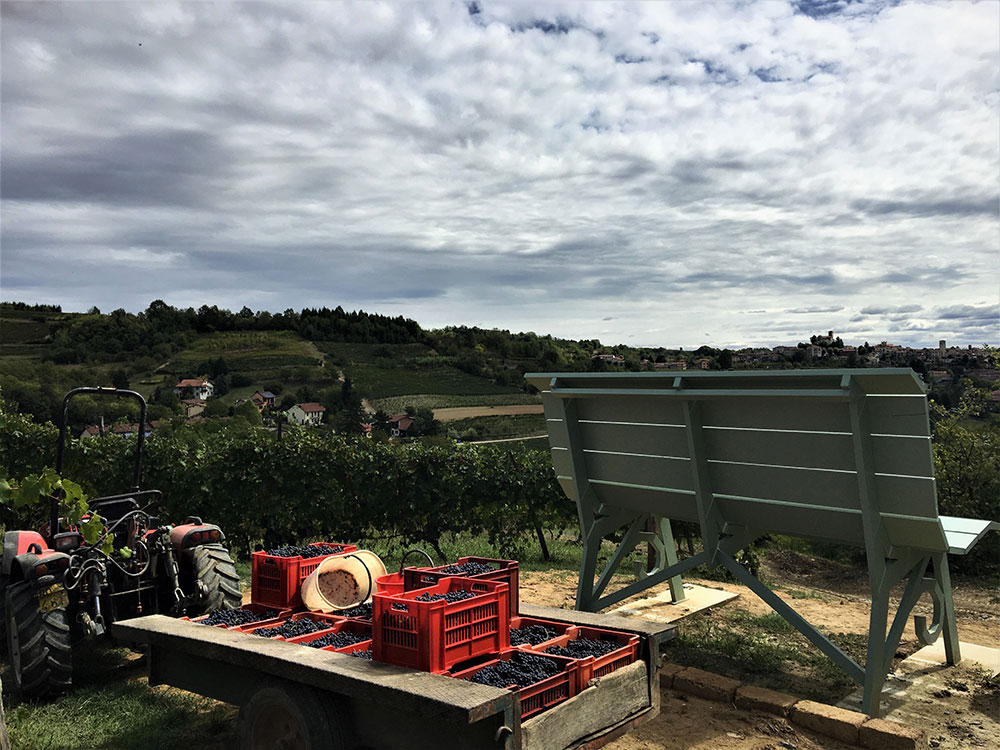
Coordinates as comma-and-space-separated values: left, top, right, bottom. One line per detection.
54, 387, 148, 537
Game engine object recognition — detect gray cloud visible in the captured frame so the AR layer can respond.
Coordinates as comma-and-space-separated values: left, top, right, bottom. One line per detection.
1, 0, 997, 349
859, 304, 924, 315
785, 306, 845, 314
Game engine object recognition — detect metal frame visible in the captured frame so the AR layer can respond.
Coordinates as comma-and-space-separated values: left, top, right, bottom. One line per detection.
527, 368, 992, 717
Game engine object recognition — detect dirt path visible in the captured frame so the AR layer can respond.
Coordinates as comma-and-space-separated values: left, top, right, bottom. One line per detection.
519, 556, 1000, 750
433, 404, 544, 421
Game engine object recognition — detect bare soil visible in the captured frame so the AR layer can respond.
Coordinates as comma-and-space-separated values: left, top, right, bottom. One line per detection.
433, 404, 545, 421
519, 550, 1000, 750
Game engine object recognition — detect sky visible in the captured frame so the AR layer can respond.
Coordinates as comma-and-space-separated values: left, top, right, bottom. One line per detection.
1, 0, 998, 349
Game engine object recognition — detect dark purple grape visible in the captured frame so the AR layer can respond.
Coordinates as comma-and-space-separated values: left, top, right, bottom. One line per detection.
544, 638, 620, 659
414, 589, 478, 603
305, 630, 370, 649
510, 624, 557, 646
254, 617, 330, 639
198, 608, 279, 627
340, 603, 372, 619
440, 562, 496, 576
464, 651, 562, 689
264, 544, 347, 558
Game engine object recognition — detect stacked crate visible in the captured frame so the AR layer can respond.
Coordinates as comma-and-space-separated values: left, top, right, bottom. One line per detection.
200, 551, 640, 720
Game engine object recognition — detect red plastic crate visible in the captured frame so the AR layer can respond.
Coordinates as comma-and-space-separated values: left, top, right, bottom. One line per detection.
525, 625, 639, 691
287, 619, 372, 651
449, 649, 579, 719
404, 557, 519, 614
373, 577, 510, 673
183, 602, 291, 629
250, 542, 357, 609
508, 615, 576, 650
338, 640, 374, 659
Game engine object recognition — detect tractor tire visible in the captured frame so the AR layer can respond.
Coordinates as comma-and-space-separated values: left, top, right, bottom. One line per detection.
4, 580, 72, 699
238, 681, 348, 750
191, 543, 241, 614
0, 574, 8, 658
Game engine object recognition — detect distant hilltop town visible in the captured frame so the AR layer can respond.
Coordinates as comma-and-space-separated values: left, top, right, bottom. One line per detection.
593, 330, 998, 385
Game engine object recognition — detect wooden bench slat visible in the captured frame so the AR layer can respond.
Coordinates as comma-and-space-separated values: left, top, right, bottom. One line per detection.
588, 482, 700, 522
866, 395, 931, 437
574, 397, 686, 427
709, 461, 861, 509
882, 515, 948, 552
871, 435, 935, 477
703, 428, 855, 471
580, 451, 695, 494
715, 498, 864, 545
699, 399, 852, 433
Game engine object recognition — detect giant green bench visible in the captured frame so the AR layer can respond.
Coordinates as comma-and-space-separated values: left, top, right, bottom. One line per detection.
524, 369, 998, 716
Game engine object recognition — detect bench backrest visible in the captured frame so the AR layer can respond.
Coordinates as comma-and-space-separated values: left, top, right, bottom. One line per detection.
525, 369, 947, 555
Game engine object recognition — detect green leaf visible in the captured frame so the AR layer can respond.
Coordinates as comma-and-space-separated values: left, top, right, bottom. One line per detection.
81, 515, 103, 545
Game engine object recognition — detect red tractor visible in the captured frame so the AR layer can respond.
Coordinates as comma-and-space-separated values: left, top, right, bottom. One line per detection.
1, 387, 242, 699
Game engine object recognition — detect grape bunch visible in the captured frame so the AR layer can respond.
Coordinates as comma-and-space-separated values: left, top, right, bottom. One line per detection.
305, 631, 371, 650
198, 608, 279, 627
340, 602, 373, 619
254, 617, 330, 639
414, 589, 477, 603
545, 638, 619, 659
440, 561, 496, 576
509, 624, 558, 646
465, 652, 562, 689
351, 649, 373, 660
265, 544, 346, 558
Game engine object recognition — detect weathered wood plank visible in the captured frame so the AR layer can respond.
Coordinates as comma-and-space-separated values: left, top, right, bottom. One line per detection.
521, 661, 649, 750
519, 603, 676, 640
114, 615, 512, 724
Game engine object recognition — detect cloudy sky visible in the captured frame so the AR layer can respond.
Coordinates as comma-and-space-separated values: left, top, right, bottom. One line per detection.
1, 1, 997, 348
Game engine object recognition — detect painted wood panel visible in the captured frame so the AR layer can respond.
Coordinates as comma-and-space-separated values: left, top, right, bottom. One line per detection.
703, 428, 855, 471
866, 396, 931, 437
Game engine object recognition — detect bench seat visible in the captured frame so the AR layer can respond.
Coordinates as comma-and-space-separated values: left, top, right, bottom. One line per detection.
940, 516, 1000, 555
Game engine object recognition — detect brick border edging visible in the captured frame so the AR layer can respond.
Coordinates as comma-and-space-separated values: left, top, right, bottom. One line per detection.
660, 664, 927, 750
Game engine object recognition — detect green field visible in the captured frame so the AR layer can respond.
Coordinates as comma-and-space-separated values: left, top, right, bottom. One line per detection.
446, 413, 547, 439
320, 341, 435, 363
344, 363, 521, 400
0, 317, 51, 345
166, 331, 327, 385
371, 392, 540, 414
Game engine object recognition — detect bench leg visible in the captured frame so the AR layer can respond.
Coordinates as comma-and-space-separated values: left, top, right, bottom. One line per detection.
916, 553, 962, 664
863, 581, 891, 717
937, 553, 961, 665
657, 518, 686, 604
576, 524, 601, 612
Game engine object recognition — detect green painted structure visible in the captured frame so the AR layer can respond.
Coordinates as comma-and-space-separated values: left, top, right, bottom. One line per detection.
525, 368, 998, 717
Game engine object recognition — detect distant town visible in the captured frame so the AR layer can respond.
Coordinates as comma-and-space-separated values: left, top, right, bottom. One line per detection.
595, 330, 997, 384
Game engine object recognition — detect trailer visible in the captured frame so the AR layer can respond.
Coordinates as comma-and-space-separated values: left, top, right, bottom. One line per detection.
114, 603, 674, 750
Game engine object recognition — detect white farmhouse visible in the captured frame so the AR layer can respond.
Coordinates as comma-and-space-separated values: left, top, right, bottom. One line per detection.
287, 402, 326, 426
174, 378, 214, 400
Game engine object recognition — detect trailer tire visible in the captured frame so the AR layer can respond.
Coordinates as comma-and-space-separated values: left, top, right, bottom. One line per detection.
190, 543, 241, 614
4, 580, 72, 699
238, 682, 347, 750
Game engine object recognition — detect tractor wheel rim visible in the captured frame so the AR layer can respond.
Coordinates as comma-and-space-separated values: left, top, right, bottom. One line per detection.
251, 700, 308, 750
